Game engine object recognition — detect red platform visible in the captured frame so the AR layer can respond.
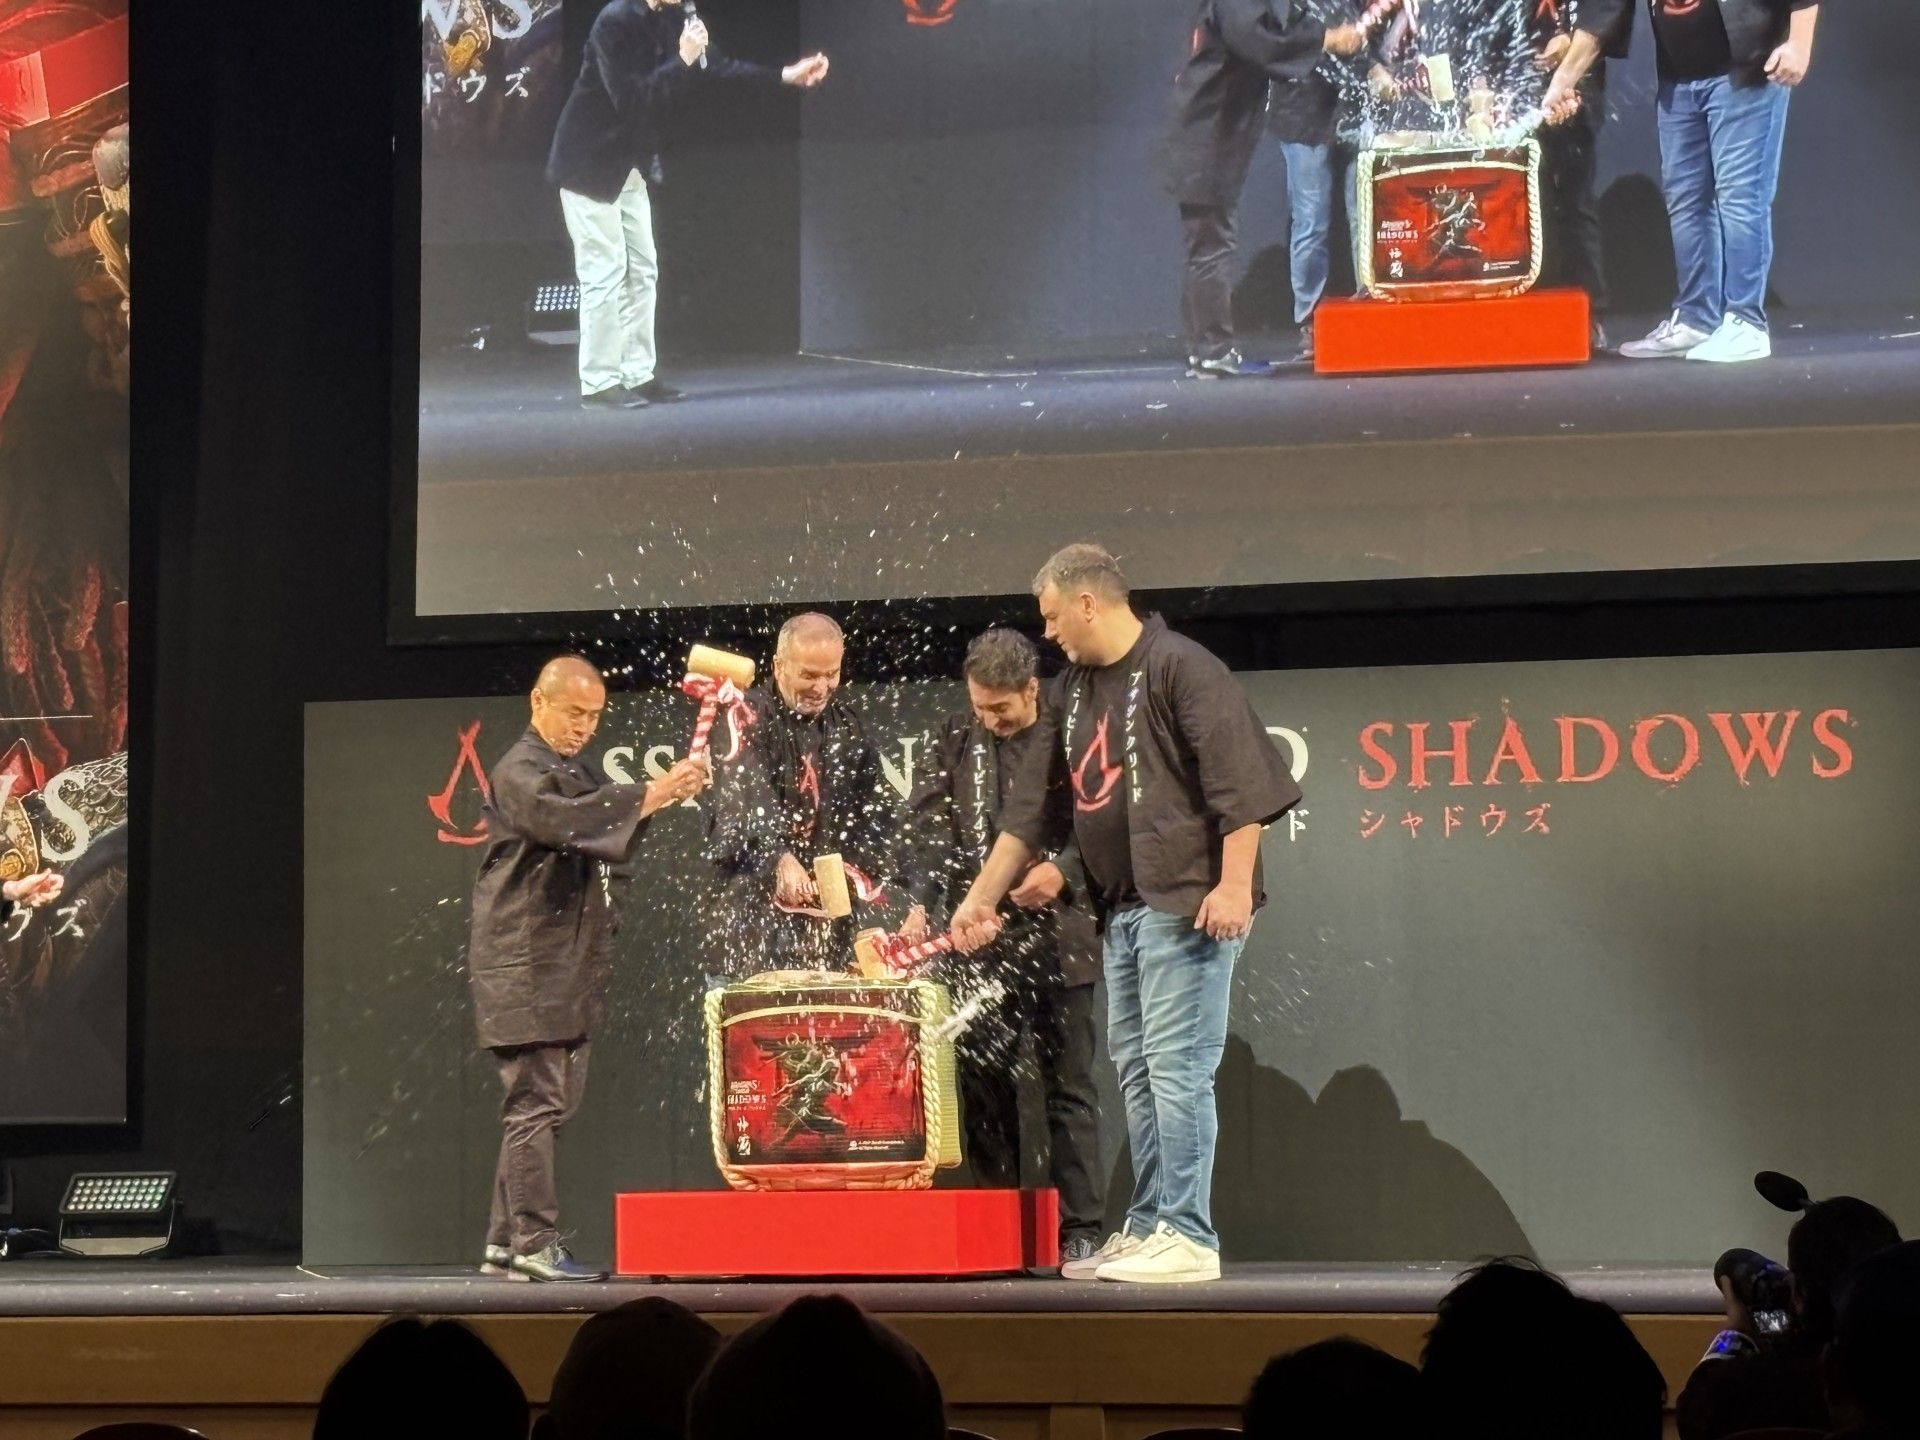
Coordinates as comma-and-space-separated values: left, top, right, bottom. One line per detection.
1313, 288, 1590, 375
614, 1188, 1060, 1277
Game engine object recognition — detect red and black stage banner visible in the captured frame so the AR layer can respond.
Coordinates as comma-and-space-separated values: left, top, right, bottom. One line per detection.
0, 0, 128, 1125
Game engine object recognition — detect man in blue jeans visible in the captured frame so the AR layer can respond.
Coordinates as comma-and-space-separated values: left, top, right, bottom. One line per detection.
951, 543, 1301, 1283
1267, 56, 1394, 361
1542, 0, 1819, 364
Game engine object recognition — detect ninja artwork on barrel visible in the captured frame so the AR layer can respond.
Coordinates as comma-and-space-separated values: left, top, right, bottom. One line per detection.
704, 969, 963, 1191
1357, 139, 1543, 301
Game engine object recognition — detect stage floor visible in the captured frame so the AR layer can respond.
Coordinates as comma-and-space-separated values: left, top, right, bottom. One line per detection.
410, 306, 1920, 618
420, 308, 1919, 480
0, 1257, 1720, 1317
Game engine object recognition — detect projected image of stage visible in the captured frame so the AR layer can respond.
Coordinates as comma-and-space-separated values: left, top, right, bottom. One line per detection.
408, 0, 1920, 620
416, 307, 1920, 616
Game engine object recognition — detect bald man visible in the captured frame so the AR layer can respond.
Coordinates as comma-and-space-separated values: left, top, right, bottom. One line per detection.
701, 613, 896, 976
468, 656, 709, 1282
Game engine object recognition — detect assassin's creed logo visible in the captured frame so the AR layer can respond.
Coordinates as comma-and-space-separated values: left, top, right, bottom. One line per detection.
427, 720, 493, 845
1072, 715, 1124, 813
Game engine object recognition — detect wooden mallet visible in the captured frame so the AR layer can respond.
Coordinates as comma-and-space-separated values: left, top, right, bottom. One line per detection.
682, 644, 757, 763
812, 853, 854, 920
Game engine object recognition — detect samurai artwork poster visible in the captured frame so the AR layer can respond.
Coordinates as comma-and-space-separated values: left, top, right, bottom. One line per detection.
0, 2, 129, 1124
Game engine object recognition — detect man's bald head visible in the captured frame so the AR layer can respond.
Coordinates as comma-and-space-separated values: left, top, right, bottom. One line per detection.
537, 655, 603, 696
530, 655, 607, 757
775, 612, 843, 658
773, 613, 845, 717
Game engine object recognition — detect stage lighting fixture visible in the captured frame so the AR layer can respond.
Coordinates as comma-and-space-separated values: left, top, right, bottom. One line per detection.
526, 280, 580, 345
58, 1170, 177, 1257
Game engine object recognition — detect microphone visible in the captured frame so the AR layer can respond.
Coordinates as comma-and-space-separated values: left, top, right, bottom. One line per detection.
684, 0, 709, 68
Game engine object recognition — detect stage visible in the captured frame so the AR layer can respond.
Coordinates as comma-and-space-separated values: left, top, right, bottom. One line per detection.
411, 306, 1920, 618
0, 1257, 1719, 1316
0, 1260, 1722, 1438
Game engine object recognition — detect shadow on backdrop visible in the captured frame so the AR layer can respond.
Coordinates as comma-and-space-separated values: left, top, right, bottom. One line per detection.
1102, 1037, 1535, 1263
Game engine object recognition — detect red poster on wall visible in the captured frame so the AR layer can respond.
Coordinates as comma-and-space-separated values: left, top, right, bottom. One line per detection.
0, 0, 128, 1124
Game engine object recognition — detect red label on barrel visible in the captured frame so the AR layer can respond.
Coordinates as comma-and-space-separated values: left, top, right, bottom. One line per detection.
1370, 147, 1534, 292
719, 987, 928, 1168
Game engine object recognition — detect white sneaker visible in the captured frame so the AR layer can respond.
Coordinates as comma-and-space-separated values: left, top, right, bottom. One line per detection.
1618, 311, 1713, 359
1094, 1221, 1222, 1284
1685, 314, 1771, 363
1061, 1230, 1145, 1280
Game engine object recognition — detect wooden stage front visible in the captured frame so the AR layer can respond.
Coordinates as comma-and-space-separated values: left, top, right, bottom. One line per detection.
0, 1262, 1722, 1439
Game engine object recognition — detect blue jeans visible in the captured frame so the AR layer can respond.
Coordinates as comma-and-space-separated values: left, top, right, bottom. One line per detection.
1279, 142, 1361, 324
1656, 76, 1790, 334
1104, 906, 1243, 1251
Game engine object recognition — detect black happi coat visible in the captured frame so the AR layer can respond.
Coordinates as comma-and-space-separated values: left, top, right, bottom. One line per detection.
1161, 0, 1329, 209
1002, 617, 1302, 923
467, 729, 651, 1050
906, 706, 1101, 990
701, 686, 896, 977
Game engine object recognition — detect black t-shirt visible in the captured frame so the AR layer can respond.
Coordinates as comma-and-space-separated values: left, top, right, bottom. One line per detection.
1651, 0, 1733, 80
1070, 636, 1148, 913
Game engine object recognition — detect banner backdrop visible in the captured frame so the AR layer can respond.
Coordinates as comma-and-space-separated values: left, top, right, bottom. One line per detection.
0, 1, 128, 1125
305, 647, 1920, 1267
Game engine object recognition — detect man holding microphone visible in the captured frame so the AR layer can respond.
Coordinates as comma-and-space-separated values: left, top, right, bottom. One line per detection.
546, 0, 829, 409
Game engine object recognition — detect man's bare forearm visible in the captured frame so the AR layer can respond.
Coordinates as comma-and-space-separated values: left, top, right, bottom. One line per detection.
961, 832, 1036, 910
1549, 29, 1603, 90
1219, 824, 1261, 894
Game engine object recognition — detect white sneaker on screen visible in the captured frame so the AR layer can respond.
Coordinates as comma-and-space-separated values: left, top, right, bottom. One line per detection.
1685, 315, 1772, 363
1618, 312, 1713, 359
1094, 1221, 1222, 1284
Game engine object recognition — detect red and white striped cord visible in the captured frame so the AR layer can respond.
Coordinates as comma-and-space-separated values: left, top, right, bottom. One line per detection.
680, 674, 755, 764
872, 929, 955, 975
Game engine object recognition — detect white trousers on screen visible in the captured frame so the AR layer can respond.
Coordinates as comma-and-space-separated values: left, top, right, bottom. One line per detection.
559, 169, 657, 396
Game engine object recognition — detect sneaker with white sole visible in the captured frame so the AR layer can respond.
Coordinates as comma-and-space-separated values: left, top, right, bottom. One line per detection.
1685, 314, 1771, 363
1061, 1230, 1145, 1279
1186, 349, 1246, 379
1094, 1221, 1222, 1284
1618, 312, 1713, 359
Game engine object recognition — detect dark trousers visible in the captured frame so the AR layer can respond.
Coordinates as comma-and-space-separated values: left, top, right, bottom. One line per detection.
1539, 92, 1607, 312
486, 1039, 592, 1255
1179, 203, 1239, 362
956, 974, 1104, 1245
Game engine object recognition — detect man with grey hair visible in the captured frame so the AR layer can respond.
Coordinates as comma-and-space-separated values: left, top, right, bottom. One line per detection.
952, 544, 1301, 1283
702, 613, 895, 974
470, 656, 711, 1281
900, 627, 1105, 1268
